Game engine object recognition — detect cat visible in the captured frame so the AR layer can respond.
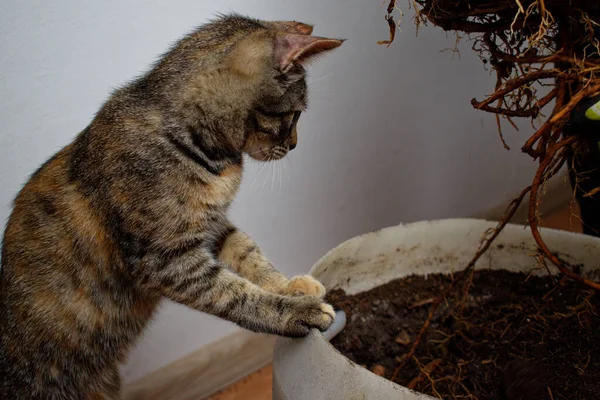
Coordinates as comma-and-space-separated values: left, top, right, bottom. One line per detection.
0, 14, 343, 399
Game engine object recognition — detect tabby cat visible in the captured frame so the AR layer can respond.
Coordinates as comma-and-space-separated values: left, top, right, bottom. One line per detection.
0, 14, 343, 399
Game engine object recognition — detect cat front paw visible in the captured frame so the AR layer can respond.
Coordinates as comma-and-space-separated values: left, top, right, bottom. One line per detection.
283, 297, 335, 337
285, 275, 326, 298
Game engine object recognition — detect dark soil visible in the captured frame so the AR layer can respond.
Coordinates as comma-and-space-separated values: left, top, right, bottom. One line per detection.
326, 270, 600, 400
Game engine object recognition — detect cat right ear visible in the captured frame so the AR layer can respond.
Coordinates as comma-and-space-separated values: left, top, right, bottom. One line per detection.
274, 34, 344, 72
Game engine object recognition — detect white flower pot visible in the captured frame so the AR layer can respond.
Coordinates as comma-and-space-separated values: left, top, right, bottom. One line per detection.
273, 219, 600, 400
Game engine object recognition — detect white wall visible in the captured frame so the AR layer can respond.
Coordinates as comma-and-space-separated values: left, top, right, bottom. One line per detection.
0, 0, 537, 382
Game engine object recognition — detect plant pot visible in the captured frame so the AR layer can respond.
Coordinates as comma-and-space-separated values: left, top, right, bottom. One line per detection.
272, 218, 600, 400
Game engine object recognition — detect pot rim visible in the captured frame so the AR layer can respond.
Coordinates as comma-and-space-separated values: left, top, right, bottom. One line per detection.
300, 218, 600, 397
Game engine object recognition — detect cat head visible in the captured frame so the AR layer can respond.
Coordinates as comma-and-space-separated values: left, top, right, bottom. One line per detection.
226, 16, 343, 161
155, 14, 344, 162
241, 25, 343, 161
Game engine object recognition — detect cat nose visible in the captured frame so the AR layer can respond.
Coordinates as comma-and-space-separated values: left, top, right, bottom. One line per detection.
289, 142, 297, 150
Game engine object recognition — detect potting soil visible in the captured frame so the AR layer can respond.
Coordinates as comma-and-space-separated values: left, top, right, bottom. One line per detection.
326, 269, 600, 400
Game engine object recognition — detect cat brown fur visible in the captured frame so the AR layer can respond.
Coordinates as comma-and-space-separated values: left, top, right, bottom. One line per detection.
0, 14, 342, 399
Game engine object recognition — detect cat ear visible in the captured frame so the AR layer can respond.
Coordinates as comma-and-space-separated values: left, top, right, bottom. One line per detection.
267, 21, 314, 35
274, 34, 344, 72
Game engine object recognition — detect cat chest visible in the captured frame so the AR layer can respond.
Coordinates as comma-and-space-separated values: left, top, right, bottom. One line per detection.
185, 165, 242, 208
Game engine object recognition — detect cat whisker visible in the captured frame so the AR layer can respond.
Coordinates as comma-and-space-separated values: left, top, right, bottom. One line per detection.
258, 160, 272, 199
248, 153, 269, 187
308, 72, 333, 85
308, 82, 330, 93
308, 83, 332, 97
275, 160, 280, 193
270, 159, 275, 193
247, 148, 266, 156
278, 160, 284, 192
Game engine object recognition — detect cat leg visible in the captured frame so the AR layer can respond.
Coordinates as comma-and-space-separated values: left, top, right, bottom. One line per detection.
216, 225, 326, 298
137, 248, 334, 336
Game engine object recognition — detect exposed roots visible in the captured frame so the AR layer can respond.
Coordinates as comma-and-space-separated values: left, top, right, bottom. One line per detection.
380, 0, 600, 290
390, 186, 532, 382
375, 4, 600, 397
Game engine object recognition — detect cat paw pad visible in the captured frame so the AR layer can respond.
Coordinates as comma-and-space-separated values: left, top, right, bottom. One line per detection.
319, 303, 335, 319
286, 275, 326, 298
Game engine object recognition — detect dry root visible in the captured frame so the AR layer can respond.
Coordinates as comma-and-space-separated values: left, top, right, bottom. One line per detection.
376, 4, 600, 394
380, 0, 600, 290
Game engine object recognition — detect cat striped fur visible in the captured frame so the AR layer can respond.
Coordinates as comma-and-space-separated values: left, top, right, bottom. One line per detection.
0, 13, 343, 399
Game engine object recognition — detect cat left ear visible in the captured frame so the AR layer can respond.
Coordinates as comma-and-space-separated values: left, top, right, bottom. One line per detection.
267, 21, 314, 35
274, 34, 344, 72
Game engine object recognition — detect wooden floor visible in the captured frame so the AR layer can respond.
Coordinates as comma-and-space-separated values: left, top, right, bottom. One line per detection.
209, 365, 273, 400
208, 207, 583, 399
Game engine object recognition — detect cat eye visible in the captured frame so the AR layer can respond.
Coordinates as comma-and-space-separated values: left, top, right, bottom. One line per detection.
291, 111, 302, 125
286, 111, 301, 138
